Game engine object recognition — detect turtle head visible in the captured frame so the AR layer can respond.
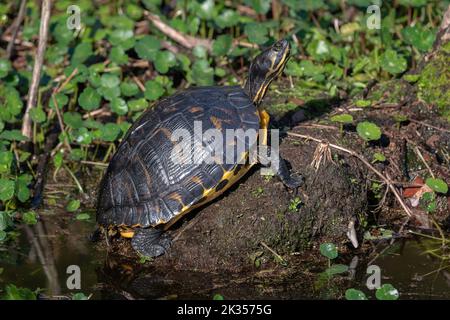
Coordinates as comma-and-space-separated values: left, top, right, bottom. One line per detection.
244, 39, 290, 106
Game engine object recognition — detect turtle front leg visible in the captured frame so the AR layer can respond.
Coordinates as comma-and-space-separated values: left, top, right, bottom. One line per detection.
131, 227, 172, 258
259, 146, 303, 189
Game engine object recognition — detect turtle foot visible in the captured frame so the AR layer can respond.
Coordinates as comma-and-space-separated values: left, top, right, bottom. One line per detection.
131, 228, 171, 258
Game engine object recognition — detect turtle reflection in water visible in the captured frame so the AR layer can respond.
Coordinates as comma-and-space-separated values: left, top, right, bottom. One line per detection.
96, 40, 303, 258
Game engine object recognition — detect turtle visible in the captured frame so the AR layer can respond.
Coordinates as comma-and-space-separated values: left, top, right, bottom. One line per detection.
96, 39, 303, 258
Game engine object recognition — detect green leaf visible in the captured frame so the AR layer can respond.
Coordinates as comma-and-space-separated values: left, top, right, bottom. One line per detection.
63, 112, 84, 129
101, 73, 121, 88
380, 50, 407, 75
284, 0, 325, 11
75, 213, 91, 221
355, 100, 371, 108
191, 60, 214, 86
144, 80, 165, 101
70, 148, 84, 161
0, 211, 12, 231
244, 23, 268, 44
213, 294, 224, 300
110, 98, 128, 115
109, 29, 135, 50
97, 86, 121, 101
78, 87, 101, 111
71, 42, 93, 66
0, 230, 6, 241
345, 289, 368, 300
193, 45, 208, 59
49, 93, 69, 109
29, 108, 46, 123
154, 51, 177, 74
22, 211, 38, 225
325, 264, 349, 276
0, 130, 28, 142
0, 59, 12, 78
53, 152, 64, 169
212, 35, 233, 56
402, 25, 435, 52
196, 0, 216, 20
16, 174, 32, 203
398, 0, 427, 7
215, 10, 239, 29
376, 284, 399, 300
245, 0, 271, 14
120, 81, 140, 97
109, 46, 129, 65
2, 285, 37, 300
100, 123, 121, 141
66, 199, 80, 212
330, 114, 353, 124
72, 292, 90, 300
319, 243, 338, 259
73, 127, 92, 145
357, 121, 382, 141
425, 178, 448, 194
0, 179, 15, 202
125, 3, 143, 20
0, 151, 13, 173
134, 35, 161, 61
373, 152, 386, 163
128, 98, 148, 112
403, 74, 420, 83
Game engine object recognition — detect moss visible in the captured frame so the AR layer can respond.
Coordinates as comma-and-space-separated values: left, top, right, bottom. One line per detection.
265, 83, 332, 120
417, 42, 450, 116
365, 79, 410, 104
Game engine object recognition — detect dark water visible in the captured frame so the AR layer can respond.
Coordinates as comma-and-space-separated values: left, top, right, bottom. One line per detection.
0, 216, 449, 300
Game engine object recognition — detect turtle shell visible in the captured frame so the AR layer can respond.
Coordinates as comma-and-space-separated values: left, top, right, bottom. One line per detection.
96, 86, 261, 228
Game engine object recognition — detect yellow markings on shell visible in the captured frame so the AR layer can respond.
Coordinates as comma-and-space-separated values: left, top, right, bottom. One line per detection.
163, 154, 252, 231
210, 116, 223, 130
120, 231, 135, 238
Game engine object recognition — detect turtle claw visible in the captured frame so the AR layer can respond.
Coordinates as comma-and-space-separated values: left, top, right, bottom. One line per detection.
131, 228, 172, 258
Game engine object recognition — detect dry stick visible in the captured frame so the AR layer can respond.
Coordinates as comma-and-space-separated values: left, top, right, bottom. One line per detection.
414, 146, 435, 178
146, 11, 255, 51
409, 119, 450, 134
21, 0, 52, 140
260, 241, 287, 265
132, 74, 146, 92
146, 11, 212, 51
287, 132, 413, 217
6, 0, 27, 59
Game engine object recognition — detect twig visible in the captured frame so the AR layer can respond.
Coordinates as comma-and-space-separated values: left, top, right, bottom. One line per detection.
21, 0, 52, 140
287, 132, 413, 217
145, 11, 212, 51
80, 160, 108, 167
6, 0, 27, 59
409, 119, 450, 133
132, 74, 145, 92
82, 107, 111, 119
260, 241, 287, 265
414, 146, 435, 178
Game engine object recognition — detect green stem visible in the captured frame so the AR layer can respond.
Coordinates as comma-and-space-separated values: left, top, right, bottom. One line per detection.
63, 163, 84, 193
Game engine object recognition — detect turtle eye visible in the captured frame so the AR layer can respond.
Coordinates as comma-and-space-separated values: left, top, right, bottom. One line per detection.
273, 42, 283, 51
